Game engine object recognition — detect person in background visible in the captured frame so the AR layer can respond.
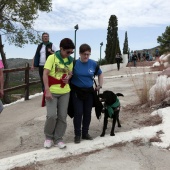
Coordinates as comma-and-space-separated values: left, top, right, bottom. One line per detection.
132, 51, 138, 67
129, 51, 133, 62
0, 60, 4, 98
43, 38, 75, 149
32, 32, 57, 92
146, 51, 150, 61
115, 52, 122, 70
137, 51, 141, 62
155, 48, 160, 61
70, 43, 103, 144
142, 51, 146, 61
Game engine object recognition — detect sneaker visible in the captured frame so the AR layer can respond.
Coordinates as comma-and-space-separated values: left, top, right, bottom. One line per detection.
57, 141, 66, 149
82, 134, 93, 140
74, 136, 81, 144
44, 139, 52, 148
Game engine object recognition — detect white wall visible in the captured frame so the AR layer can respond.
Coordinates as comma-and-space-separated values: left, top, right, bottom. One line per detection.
100, 54, 128, 73
122, 54, 128, 65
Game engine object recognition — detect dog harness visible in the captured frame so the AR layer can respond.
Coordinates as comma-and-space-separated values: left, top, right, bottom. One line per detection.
106, 97, 120, 117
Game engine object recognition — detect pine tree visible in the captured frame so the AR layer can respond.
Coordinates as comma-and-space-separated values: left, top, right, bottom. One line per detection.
105, 15, 119, 64
157, 26, 170, 54
123, 31, 128, 54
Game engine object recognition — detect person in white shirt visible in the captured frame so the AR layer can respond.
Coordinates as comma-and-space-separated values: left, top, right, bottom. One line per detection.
32, 32, 57, 91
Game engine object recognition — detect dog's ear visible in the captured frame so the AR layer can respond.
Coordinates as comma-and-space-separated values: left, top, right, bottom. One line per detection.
116, 93, 124, 97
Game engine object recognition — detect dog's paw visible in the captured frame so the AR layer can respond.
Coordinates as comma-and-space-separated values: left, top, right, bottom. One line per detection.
100, 133, 105, 137
110, 133, 115, 136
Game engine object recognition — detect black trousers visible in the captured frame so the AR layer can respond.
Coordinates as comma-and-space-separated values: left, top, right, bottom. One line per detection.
116, 59, 121, 70
38, 66, 44, 92
71, 90, 93, 136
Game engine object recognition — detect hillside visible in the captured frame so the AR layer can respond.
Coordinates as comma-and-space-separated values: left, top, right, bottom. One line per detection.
6, 58, 39, 81
135, 46, 160, 56
7, 58, 32, 68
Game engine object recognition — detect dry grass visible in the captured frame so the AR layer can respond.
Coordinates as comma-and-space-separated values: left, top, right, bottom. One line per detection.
128, 67, 155, 105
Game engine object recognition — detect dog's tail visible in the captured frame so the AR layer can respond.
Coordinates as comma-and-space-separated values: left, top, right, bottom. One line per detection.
116, 93, 124, 97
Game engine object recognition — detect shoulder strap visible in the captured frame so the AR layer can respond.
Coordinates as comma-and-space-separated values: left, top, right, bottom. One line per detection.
94, 64, 99, 78
93, 64, 100, 88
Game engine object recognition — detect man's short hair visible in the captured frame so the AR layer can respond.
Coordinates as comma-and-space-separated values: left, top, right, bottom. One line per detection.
42, 32, 49, 37
60, 38, 75, 49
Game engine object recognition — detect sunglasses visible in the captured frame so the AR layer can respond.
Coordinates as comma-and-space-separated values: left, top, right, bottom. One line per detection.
64, 49, 74, 54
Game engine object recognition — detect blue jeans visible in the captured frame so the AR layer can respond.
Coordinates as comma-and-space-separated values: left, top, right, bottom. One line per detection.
71, 90, 93, 136
133, 60, 136, 66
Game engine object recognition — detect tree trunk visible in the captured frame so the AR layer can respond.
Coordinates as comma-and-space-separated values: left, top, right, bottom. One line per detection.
0, 34, 11, 103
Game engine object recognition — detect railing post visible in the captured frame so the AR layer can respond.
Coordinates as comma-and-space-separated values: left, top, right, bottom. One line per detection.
25, 63, 29, 100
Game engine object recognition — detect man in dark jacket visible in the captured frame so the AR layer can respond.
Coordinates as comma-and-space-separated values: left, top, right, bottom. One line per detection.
115, 53, 122, 70
31, 32, 57, 91
132, 51, 137, 67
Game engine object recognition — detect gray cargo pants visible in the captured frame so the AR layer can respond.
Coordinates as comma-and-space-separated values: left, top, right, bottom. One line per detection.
44, 92, 70, 143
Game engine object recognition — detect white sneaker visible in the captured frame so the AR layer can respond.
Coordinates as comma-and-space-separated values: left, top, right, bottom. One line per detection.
44, 139, 52, 148
56, 141, 66, 149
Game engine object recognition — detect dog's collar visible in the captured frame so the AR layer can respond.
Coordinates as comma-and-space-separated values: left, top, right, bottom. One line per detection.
106, 98, 120, 117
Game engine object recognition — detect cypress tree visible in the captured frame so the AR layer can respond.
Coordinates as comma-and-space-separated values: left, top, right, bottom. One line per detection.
105, 15, 118, 64
123, 31, 129, 54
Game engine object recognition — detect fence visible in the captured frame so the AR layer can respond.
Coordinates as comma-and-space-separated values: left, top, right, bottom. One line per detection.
3, 63, 41, 100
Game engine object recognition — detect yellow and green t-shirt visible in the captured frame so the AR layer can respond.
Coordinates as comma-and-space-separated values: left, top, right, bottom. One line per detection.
44, 51, 73, 94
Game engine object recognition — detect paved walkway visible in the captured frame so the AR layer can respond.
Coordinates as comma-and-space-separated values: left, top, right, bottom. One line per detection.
1, 65, 168, 170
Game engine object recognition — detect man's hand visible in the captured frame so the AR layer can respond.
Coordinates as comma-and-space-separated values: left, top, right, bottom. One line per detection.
48, 48, 54, 54
31, 65, 34, 71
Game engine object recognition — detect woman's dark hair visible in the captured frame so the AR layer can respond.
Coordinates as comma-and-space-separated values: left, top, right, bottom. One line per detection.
79, 44, 91, 53
60, 38, 75, 49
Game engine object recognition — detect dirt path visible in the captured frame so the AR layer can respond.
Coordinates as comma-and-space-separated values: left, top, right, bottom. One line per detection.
1, 66, 169, 170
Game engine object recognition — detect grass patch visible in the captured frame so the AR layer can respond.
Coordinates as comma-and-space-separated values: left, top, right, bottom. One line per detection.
128, 67, 156, 105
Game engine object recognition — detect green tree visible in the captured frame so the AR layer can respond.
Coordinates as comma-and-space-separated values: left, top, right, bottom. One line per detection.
123, 31, 128, 54
116, 36, 121, 54
105, 15, 119, 64
0, 0, 52, 103
157, 26, 170, 54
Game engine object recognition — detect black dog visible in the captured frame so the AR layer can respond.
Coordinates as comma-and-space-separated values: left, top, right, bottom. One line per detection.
98, 90, 124, 137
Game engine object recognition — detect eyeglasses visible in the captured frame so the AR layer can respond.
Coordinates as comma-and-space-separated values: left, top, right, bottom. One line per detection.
64, 50, 74, 54
82, 53, 91, 56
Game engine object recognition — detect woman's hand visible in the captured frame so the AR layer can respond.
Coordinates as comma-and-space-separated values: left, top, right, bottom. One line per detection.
45, 89, 53, 100
62, 75, 71, 84
95, 85, 102, 91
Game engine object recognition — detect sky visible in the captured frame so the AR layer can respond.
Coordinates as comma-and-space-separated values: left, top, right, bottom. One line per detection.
2, 0, 170, 61
1, 70, 170, 169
